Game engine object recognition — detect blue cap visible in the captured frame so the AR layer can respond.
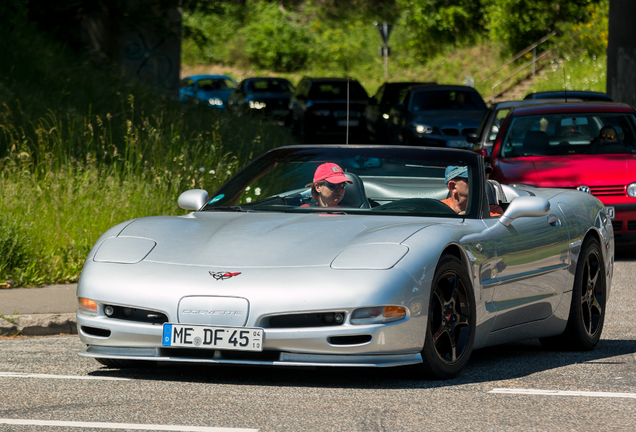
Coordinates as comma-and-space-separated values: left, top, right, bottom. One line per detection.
445, 166, 468, 183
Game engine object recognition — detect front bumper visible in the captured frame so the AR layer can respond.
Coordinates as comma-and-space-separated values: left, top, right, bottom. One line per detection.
77, 310, 424, 367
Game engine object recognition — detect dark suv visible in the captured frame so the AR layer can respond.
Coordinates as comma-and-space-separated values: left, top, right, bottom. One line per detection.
289, 77, 369, 143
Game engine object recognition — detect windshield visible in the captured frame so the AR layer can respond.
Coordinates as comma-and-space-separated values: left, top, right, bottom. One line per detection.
202, 147, 482, 218
197, 78, 235, 91
499, 113, 636, 157
410, 90, 487, 112
247, 79, 293, 93
308, 82, 368, 100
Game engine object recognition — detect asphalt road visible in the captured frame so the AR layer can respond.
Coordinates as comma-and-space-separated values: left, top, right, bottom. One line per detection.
1, 250, 635, 432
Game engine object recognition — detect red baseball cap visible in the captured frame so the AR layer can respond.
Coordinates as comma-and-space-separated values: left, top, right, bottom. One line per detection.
313, 163, 353, 184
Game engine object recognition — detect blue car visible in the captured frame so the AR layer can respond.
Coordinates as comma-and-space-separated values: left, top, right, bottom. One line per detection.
179, 75, 237, 110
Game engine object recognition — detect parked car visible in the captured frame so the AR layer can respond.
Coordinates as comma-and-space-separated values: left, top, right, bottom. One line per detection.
77, 145, 612, 380
485, 101, 636, 245
227, 77, 295, 125
524, 90, 612, 102
468, 99, 582, 155
365, 81, 436, 143
179, 75, 237, 110
388, 85, 488, 148
289, 77, 369, 142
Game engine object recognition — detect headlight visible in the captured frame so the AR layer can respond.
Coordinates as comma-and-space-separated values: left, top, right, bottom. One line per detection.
248, 100, 266, 109
350, 306, 407, 325
208, 98, 223, 106
628, 182, 636, 197
311, 109, 331, 116
414, 124, 433, 134
382, 113, 390, 120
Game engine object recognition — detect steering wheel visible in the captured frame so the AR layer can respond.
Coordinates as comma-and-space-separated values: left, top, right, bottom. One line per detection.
371, 198, 458, 215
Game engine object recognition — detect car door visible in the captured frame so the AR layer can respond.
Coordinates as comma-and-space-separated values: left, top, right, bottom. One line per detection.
485, 203, 570, 331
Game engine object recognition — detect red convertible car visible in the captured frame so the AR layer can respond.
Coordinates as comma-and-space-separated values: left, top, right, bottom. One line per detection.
485, 102, 636, 245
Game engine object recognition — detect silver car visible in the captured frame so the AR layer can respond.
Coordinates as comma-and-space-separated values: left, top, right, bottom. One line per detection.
77, 145, 613, 379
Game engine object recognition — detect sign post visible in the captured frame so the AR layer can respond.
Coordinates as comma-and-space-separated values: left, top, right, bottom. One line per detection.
374, 22, 393, 82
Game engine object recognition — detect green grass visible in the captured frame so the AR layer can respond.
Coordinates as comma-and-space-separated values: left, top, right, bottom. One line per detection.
0, 18, 293, 287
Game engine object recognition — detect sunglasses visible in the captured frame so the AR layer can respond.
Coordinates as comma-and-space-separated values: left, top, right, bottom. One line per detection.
322, 181, 347, 191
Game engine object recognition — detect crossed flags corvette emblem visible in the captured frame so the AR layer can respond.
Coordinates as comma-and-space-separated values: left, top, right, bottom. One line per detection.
209, 271, 241, 280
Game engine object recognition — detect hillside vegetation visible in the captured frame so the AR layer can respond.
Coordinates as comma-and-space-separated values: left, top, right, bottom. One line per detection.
0, 0, 609, 287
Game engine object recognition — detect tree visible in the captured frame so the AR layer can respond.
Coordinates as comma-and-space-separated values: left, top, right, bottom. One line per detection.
606, 0, 636, 104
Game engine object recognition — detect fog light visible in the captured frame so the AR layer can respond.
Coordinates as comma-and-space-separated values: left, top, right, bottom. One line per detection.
122, 308, 134, 317
104, 306, 114, 317
334, 313, 344, 324
627, 182, 636, 197
78, 297, 97, 313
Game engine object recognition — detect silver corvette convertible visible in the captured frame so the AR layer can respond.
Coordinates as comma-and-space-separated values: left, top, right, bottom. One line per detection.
77, 145, 613, 379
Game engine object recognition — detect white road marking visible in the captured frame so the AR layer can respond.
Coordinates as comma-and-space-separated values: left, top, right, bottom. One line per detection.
0, 372, 130, 381
0, 419, 258, 431
490, 388, 636, 399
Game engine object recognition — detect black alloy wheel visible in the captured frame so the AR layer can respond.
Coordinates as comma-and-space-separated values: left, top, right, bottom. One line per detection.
540, 237, 606, 351
418, 254, 476, 379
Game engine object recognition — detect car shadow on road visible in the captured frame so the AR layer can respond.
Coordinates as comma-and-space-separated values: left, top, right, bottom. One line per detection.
614, 247, 636, 261
86, 338, 636, 389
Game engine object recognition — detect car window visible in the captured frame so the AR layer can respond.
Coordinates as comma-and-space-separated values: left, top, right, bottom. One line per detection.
247, 80, 293, 93
197, 78, 235, 91
307, 81, 368, 100
488, 108, 512, 142
202, 148, 481, 219
499, 113, 636, 157
410, 90, 487, 111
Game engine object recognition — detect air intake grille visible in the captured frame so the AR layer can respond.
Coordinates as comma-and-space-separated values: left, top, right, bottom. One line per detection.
590, 185, 624, 196
612, 221, 623, 232
442, 128, 460, 136
628, 220, 636, 231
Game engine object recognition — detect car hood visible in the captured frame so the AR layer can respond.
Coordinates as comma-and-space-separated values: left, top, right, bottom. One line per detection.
496, 153, 636, 186
198, 89, 234, 100
116, 212, 442, 268
410, 111, 485, 125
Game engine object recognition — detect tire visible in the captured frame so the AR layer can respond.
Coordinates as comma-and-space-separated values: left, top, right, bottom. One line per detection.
96, 358, 156, 369
417, 254, 476, 379
540, 237, 606, 351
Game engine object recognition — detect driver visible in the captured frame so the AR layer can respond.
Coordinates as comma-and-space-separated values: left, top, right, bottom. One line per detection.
303, 163, 353, 207
441, 166, 503, 217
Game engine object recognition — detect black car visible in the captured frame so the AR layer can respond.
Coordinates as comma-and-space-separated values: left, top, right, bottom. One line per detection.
365, 81, 436, 143
524, 90, 612, 102
388, 85, 488, 148
227, 77, 295, 124
289, 77, 369, 143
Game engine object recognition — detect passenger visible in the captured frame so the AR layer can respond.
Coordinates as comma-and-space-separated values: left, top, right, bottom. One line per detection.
303, 163, 353, 207
441, 166, 504, 217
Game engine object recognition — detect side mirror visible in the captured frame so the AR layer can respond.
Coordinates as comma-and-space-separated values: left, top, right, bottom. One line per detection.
499, 196, 550, 227
178, 189, 209, 210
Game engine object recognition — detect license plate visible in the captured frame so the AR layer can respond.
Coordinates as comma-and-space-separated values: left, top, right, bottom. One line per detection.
447, 140, 470, 148
338, 120, 359, 127
606, 206, 615, 219
162, 324, 263, 352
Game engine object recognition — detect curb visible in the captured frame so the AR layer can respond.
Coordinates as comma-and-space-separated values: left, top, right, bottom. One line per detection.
0, 313, 77, 336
